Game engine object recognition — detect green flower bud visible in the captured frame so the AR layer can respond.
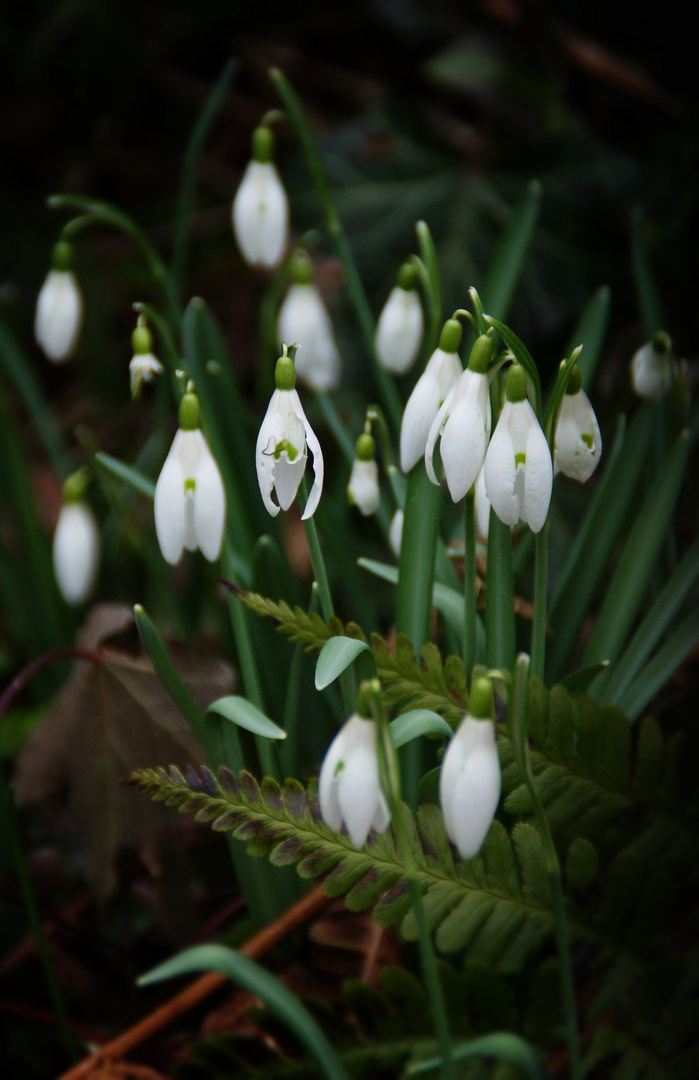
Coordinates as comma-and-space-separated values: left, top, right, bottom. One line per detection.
179, 389, 200, 431
52, 240, 74, 272
397, 262, 418, 291
355, 432, 375, 462
439, 318, 462, 354
505, 363, 527, 403
469, 676, 495, 719
468, 334, 494, 375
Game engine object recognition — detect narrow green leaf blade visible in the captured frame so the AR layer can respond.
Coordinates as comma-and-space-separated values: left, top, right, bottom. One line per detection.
565, 285, 611, 392
206, 695, 287, 740
95, 451, 155, 499
482, 179, 541, 323
619, 608, 699, 722
315, 636, 371, 690
408, 1032, 545, 1080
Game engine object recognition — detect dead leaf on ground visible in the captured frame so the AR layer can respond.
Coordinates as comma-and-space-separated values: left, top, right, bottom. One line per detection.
14, 604, 235, 901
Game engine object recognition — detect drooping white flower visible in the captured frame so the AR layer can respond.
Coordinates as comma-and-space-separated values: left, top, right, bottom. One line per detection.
129, 318, 163, 399
553, 366, 602, 482
400, 318, 463, 473
53, 482, 100, 606
630, 333, 675, 400
232, 126, 289, 269
389, 509, 404, 557
474, 465, 491, 545
425, 334, 493, 502
256, 349, 324, 519
440, 678, 500, 860
484, 364, 552, 534
35, 241, 84, 362
154, 387, 226, 565
318, 714, 391, 848
375, 263, 424, 375
347, 431, 380, 516
278, 251, 341, 391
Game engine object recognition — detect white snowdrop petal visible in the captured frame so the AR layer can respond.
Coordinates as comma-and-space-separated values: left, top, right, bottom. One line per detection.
337, 725, 381, 848
630, 342, 673, 399
375, 287, 424, 375
439, 717, 501, 860
484, 402, 520, 527
278, 285, 341, 391
274, 452, 307, 511
35, 270, 84, 362
554, 391, 602, 483
389, 509, 404, 557
474, 466, 490, 544
348, 459, 380, 516
439, 372, 491, 502
318, 731, 346, 834
424, 389, 454, 486
193, 450, 226, 561
53, 503, 100, 605
233, 161, 289, 268
300, 406, 324, 520
154, 435, 188, 564
522, 414, 553, 533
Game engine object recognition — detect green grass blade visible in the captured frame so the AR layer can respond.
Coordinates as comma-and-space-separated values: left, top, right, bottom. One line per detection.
133, 604, 205, 742
482, 180, 541, 323
95, 451, 155, 499
619, 607, 699, 722
564, 285, 611, 393
631, 205, 665, 339
407, 1032, 545, 1080
584, 430, 690, 670
139, 944, 350, 1080
415, 219, 443, 353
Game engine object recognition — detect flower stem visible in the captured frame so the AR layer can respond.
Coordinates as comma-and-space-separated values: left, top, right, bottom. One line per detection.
485, 510, 515, 672
531, 524, 549, 680
463, 490, 477, 681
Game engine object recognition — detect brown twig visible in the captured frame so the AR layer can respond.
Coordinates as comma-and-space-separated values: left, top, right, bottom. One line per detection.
58, 885, 330, 1080
0, 649, 104, 720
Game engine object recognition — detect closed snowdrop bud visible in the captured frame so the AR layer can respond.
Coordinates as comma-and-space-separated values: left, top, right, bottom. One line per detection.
630, 331, 675, 400
440, 678, 501, 860
554, 364, 602, 482
277, 251, 341, 391
375, 263, 424, 375
318, 713, 391, 848
425, 333, 493, 502
154, 385, 226, 565
256, 346, 324, 519
389, 509, 404, 557
348, 432, 380, 516
35, 241, 84, 362
400, 317, 463, 473
232, 125, 289, 269
53, 473, 100, 606
484, 363, 552, 534
129, 318, 163, 399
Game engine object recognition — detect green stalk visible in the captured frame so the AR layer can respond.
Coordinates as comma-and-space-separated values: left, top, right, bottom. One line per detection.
510, 656, 581, 1080
367, 681, 455, 1080
269, 68, 402, 429
485, 510, 515, 672
4, 784, 78, 1063
415, 220, 443, 354
530, 524, 549, 681
463, 490, 477, 680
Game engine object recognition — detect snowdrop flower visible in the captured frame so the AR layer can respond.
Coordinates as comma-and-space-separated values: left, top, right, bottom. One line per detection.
277, 251, 341, 391
35, 240, 84, 362
375, 263, 424, 375
484, 364, 552, 534
554, 365, 602, 482
256, 347, 324, 519
400, 318, 463, 473
52, 472, 100, 606
440, 678, 501, 860
425, 334, 493, 502
630, 332, 675, 400
129, 318, 163, 399
232, 125, 289, 269
318, 713, 391, 848
154, 385, 226, 565
389, 509, 404, 557
347, 431, 380, 516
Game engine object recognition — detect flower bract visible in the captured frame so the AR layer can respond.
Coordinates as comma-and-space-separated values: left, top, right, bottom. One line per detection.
53, 502, 100, 606
318, 714, 391, 848
154, 421, 226, 565
440, 715, 501, 860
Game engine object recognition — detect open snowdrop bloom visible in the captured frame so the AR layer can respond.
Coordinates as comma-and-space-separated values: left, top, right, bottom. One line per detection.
630, 332, 675, 400
440, 678, 501, 860
52, 472, 100, 606
425, 333, 493, 501
35, 240, 84, 362
554, 364, 602, 482
277, 251, 341, 391
154, 385, 226, 565
256, 346, 324, 519
232, 125, 289, 269
400, 317, 463, 473
318, 713, 391, 848
375, 262, 424, 375
484, 363, 552, 534
129, 317, 163, 399
347, 431, 380, 516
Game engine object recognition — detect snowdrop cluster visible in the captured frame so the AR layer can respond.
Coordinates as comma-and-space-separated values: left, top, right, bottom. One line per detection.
35, 240, 84, 363
232, 124, 289, 269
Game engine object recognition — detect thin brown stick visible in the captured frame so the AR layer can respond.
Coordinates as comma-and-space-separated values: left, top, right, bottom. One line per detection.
58, 885, 330, 1080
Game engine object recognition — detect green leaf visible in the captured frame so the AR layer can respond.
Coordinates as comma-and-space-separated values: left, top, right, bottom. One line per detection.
631, 205, 665, 340
618, 607, 699, 722
559, 661, 610, 694
205, 696, 287, 740
315, 636, 372, 690
389, 709, 453, 748
407, 1031, 546, 1080
95, 451, 155, 500
359, 557, 474, 650
482, 179, 541, 324
138, 943, 350, 1080
565, 285, 611, 393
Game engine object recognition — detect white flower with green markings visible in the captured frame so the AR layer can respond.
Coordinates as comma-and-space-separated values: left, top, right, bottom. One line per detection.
318, 713, 391, 848
232, 125, 289, 269
554, 365, 602, 482
400, 317, 463, 473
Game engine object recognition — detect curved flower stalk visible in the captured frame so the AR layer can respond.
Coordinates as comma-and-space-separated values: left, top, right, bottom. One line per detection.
129, 316, 163, 399
440, 678, 501, 860
318, 712, 391, 848
553, 365, 602, 482
154, 385, 226, 564
400, 317, 463, 473
35, 240, 84, 362
277, 251, 341, 391
52, 471, 100, 606
425, 333, 493, 502
232, 124, 289, 269
256, 346, 324, 520
375, 262, 424, 375
484, 363, 552, 533
347, 429, 380, 516
630, 331, 675, 400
